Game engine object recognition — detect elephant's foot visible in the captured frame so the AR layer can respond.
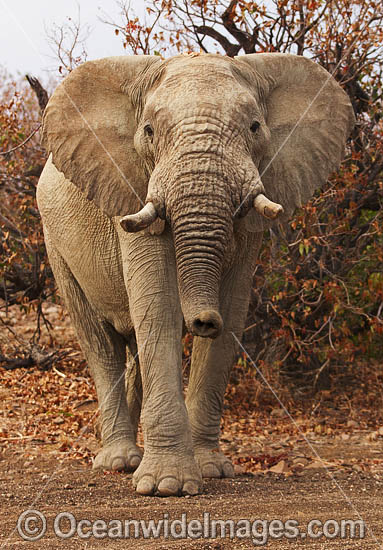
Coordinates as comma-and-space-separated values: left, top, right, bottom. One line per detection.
93, 439, 142, 472
132, 452, 202, 496
194, 448, 234, 478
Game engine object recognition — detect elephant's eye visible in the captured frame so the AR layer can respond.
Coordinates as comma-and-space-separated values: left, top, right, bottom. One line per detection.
250, 121, 260, 133
144, 124, 154, 138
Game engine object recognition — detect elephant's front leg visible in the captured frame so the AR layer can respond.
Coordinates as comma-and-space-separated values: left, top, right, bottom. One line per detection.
119, 227, 201, 496
186, 230, 262, 478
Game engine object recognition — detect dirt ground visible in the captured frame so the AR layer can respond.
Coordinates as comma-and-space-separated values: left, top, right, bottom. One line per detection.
1, 304, 383, 548
1, 447, 383, 549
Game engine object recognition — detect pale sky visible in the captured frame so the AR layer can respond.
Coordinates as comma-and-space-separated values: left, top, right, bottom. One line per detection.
0, 0, 146, 79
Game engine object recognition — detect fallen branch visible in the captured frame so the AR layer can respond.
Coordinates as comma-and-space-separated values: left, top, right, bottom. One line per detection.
0, 348, 68, 371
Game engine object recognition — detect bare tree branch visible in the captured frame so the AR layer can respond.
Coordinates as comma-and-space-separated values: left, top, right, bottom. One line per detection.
195, 25, 240, 56
221, 0, 257, 53
45, 5, 90, 74
0, 125, 41, 156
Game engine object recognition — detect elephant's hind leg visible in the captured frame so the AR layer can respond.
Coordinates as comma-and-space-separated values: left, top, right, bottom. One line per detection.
45, 237, 142, 472
125, 335, 142, 440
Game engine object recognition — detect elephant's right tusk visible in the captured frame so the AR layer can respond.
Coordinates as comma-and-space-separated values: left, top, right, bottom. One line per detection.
120, 202, 158, 232
253, 194, 284, 220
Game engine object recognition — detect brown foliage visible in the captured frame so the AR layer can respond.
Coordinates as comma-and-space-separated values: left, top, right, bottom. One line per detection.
1, 2, 383, 393
0, 69, 54, 341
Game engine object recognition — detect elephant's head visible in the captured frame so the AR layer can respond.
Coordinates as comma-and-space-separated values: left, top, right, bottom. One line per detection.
42, 53, 354, 338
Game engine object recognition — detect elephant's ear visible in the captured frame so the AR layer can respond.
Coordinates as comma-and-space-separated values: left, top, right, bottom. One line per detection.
41, 55, 162, 216
236, 53, 355, 229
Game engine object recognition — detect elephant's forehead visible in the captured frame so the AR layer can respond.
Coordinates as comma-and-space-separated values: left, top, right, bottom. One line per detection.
163, 54, 236, 84
154, 60, 243, 108
145, 55, 257, 118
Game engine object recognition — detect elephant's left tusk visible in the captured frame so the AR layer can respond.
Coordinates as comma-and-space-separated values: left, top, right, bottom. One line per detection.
120, 202, 158, 232
253, 194, 284, 220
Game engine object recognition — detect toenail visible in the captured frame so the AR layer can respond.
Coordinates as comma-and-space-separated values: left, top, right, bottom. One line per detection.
223, 463, 235, 477
157, 477, 180, 496
202, 463, 221, 478
182, 480, 200, 496
129, 455, 142, 468
111, 457, 125, 471
136, 477, 154, 495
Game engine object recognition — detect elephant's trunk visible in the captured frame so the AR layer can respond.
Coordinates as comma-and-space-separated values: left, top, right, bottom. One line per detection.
170, 188, 232, 338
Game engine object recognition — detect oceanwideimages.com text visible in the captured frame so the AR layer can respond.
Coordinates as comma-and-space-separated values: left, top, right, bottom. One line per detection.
17, 510, 365, 545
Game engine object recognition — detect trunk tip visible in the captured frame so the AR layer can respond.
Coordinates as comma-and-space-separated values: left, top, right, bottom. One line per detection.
190, 310, 223, 339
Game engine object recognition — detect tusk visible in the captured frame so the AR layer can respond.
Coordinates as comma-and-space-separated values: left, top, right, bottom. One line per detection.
120, 202, 158, 232
253, 194, 284, 220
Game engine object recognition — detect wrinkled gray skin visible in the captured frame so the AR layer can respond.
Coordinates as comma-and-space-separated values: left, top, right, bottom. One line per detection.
37, 53, 354, 496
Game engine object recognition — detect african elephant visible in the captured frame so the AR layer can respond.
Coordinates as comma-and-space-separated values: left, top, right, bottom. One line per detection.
37, 52, 354, 496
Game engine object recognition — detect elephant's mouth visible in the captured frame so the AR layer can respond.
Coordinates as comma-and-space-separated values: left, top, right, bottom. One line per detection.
190, 309, 223, 338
